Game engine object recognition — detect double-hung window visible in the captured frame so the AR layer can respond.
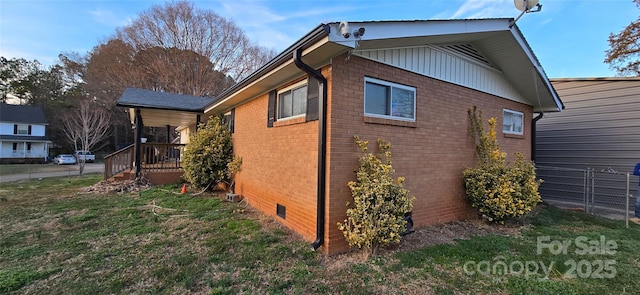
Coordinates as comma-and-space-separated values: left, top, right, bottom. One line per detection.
364, 77, 416, 121
14, 124, 31, 135
503, 109, 524, 135
277, 81, 307, 120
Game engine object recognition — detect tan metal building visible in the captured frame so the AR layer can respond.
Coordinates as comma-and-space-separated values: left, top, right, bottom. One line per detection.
537, 77, 640, 172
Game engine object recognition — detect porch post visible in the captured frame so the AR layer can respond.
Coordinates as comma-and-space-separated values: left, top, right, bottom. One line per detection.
134, 108, 143, 177
166, 125, 170, 143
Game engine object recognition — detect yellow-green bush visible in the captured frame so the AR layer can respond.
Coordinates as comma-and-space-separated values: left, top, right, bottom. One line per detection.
463, 107, 541, 222
182, 116, 233, 189
337, 136, 415, 257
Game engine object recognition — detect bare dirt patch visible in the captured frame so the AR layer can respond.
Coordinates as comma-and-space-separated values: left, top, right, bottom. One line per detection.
390, 218, 527, 253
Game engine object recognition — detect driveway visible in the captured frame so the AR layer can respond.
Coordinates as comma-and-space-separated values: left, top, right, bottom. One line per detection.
0, 163, 104, 183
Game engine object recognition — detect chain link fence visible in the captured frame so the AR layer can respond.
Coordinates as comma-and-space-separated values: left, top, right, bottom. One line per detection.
536, 165, 638, 227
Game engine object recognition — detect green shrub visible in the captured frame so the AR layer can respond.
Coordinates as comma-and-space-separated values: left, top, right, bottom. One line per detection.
182, 116, 234, 189
463, 107, 541, 222
337, 136, 415, 257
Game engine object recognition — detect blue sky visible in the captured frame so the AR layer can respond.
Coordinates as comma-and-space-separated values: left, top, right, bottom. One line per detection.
0, 0, 637, 78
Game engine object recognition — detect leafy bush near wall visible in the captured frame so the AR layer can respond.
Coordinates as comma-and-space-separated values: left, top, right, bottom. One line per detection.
182, 116, 234, 189
338, 136, 415, 257
463, 107, 541, 223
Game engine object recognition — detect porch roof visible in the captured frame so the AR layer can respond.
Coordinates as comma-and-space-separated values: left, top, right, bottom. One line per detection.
117, 88, 213, 127
0, 135, 51, 142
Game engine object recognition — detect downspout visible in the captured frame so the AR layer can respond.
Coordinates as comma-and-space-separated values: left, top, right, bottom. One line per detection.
294, 48, 327, 251
531, 113, 543, 162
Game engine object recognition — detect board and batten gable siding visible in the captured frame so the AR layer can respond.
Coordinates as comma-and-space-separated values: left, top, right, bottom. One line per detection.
355, 44, 528, 106
536, 79, 640, 172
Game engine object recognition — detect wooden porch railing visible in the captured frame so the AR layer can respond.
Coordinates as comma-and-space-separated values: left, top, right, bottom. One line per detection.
104, 144, 134, 179
104, 143, 186, 180
139, 143, 185, 171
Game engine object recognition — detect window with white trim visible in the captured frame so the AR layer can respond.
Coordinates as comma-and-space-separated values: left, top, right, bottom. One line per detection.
277, 81, 307, 120
503, 109, 524, 135
364, 77, 416, 121
223, 109, 234, 133
14, 124, 30, 135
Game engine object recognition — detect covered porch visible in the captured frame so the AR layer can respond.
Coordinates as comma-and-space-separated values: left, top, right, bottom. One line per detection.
106, 88, 213, 184
0, 137, 51, 164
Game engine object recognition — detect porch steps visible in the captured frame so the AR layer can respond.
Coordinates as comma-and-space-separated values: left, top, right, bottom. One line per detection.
107, 169, 183, 185
108, 170, 134, 182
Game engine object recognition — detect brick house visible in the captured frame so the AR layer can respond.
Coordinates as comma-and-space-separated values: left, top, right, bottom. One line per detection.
117, 19, 563, 254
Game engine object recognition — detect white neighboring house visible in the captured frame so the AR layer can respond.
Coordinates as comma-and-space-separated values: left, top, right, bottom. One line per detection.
0, 103, 51, 164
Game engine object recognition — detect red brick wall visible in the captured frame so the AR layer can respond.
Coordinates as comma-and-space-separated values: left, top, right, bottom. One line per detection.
230, 54, 533, 255
232, 72, 331, 242
325, 54, 533, 254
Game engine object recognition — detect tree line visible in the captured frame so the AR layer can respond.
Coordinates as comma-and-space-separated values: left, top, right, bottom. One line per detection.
1, 1, 275, 155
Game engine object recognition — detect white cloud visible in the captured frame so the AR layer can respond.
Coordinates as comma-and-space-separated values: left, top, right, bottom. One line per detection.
216, 1, 356, 52
451, 0, 514, 18
90, 8, 133, 27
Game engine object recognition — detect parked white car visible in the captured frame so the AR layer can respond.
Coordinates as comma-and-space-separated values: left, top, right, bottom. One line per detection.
53, 154, 77, 165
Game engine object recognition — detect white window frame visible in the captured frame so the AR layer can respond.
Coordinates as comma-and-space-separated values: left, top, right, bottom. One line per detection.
223, 110, 234, 133
277, 80, 307, 120
503, 109, 524, 135
364, 77, 416, 122
16, 124, 29, 135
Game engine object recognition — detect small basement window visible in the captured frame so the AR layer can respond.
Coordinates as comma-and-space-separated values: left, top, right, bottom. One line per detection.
503, 109, 524, 135
364, 77, 416, 121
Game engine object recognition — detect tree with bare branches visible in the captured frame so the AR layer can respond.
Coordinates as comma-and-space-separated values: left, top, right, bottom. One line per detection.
61, 100, 112, 175
605, 0, 640, 76
57, 1, 276, 150
116, 0, 275, 81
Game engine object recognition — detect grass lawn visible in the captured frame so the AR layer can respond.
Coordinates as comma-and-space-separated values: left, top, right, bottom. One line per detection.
1, 175, 639, 294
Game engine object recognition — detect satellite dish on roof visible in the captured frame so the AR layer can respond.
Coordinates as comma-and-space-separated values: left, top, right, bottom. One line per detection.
514, 0, 540, 12
510, 0, 542, 27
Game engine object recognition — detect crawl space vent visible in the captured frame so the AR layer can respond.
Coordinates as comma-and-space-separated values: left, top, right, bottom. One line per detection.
276, 204, 286, 219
